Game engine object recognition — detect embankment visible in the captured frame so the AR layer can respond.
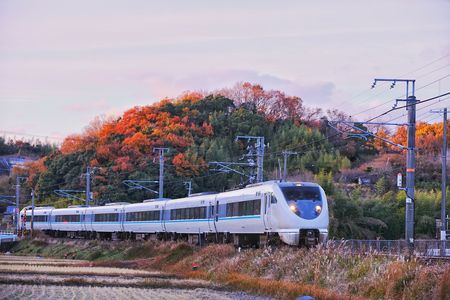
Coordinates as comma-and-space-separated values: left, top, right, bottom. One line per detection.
4, 238, 450, 300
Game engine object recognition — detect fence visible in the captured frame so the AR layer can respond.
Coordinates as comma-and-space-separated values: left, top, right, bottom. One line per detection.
327, 239, 450, 258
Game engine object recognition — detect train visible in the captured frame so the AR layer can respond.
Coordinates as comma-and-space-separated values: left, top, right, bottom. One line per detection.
19, 181, 329, 247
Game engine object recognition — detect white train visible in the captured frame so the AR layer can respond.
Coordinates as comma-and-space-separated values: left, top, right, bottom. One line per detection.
19, 181, 329, 246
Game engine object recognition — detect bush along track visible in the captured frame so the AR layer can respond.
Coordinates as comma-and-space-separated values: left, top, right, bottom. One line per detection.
4, 238, 450, 300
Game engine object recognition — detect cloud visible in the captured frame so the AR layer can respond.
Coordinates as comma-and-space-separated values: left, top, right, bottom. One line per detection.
138, 69, 336, 108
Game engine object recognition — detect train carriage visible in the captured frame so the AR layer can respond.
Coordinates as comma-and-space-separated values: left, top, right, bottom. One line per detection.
20, 207, 53, 231
87, 204, 122, 233
122, 201, 164, 233
19, 181, 329, 246
164, 194, 214, 234
50, 207, 84, 233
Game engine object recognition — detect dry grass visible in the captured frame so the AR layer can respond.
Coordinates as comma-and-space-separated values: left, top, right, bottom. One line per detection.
5, 238, 450, 300
0, 263, 157, 277
0, 284, 252, 300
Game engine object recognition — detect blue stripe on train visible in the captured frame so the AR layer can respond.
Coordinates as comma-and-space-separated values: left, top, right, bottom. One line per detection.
40, 215, 261, 225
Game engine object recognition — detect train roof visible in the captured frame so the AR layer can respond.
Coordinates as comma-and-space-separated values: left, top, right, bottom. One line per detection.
27, 181, 322, 211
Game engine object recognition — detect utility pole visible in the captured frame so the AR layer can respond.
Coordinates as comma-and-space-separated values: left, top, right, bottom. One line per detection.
86, 167, 91, 206
282, 150, 298, 182
256, 137, 265, 182
15, 177, 19, 233
372, 78, 416, 252
153, 147, 169, 198
31, 189, 35, 237
184, 181, 192, 197
236, 136, 265, 182
431, 108, 448, 249
14, 176, 26, 234
406, 95, 417, 252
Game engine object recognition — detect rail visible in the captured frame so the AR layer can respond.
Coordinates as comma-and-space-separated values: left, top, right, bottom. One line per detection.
327, 239, 450, 258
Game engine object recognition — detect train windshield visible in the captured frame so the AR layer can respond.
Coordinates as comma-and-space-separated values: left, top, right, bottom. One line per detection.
280, 186, 322, 220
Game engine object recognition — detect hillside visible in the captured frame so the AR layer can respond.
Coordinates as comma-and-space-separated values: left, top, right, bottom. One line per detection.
9, 82, 450, 240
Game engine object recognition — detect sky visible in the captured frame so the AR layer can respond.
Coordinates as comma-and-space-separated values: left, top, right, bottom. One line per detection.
1, 0, 450, 143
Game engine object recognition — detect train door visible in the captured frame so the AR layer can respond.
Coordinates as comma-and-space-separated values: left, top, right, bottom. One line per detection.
48, 209, 53, 230
263, 192, 272, 231
208, 198, 218, 233
161, 204, 166, 232
90, 211, 94, 232
81, 209, 87, 231
119, 207, 125, 232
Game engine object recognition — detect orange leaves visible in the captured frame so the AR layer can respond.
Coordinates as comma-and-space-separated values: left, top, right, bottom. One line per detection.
23, 157, 47, 184
56, 93, 219, 181
374, 128, 389, 152
61, 134, 86, 154
123, 132, 151, 153
201, 122, 213, 136
172, 152, 207, 177
113, 156, 132, 172
389, 121, 446, 154
166, 133, 193, 149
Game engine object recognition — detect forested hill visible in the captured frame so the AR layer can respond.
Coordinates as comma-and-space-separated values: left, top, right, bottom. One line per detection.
13, 83, 448, 212
14, 83, 359, 204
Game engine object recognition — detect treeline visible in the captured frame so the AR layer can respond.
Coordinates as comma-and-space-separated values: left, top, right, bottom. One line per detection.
0, 137, 54, 158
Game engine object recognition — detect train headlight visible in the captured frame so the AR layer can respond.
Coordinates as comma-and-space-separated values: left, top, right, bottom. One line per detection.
289, 204, 297, 212
315, 205, 322, 215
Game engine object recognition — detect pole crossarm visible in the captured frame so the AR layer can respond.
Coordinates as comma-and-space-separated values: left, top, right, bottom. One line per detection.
53, 189, 86, 201
328, 121, 406, 149
123, 180, 159, 194
371, 78, 415, 89
209, 162, 251, 177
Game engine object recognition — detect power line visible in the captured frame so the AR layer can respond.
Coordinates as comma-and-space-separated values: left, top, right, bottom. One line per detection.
366, 92, 450, 123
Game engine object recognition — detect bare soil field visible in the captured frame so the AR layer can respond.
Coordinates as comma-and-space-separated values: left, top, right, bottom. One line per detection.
0, 255, 270, 300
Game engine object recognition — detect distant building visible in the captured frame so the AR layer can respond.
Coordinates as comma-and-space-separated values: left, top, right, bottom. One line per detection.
1, 206, 16, 230
358, 177, 372, 185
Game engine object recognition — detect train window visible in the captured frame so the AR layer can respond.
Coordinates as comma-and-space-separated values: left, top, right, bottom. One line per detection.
93, 213, 119, 222
55, 215, 80, 222
271, 194, 278, 204
226, 199, 261, 217
126, 210, 160, 222
25, 215, 48, 222
170, 207, 207, 220
281, 186, 321, 201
